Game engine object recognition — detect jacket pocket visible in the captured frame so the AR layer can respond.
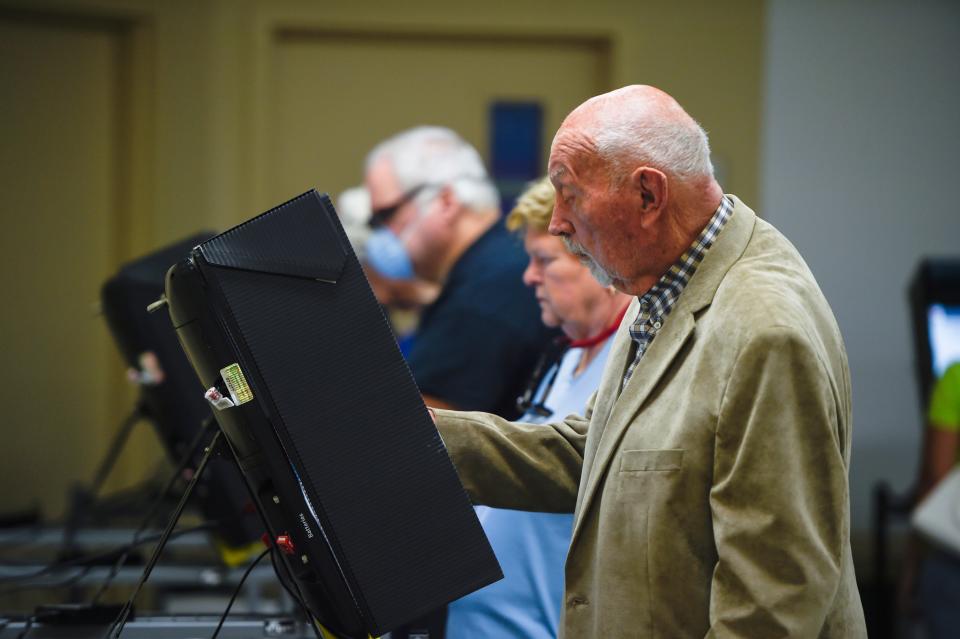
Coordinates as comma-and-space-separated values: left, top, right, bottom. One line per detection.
619, 448, 684, 473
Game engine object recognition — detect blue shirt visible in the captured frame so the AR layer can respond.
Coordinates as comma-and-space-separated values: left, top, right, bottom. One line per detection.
445, 338, 614, 638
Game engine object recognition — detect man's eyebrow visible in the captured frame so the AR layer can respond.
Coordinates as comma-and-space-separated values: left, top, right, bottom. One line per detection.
549, 166, 567, 184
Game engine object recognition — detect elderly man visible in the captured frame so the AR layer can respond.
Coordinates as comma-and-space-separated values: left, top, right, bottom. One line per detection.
364, 126, 553, 418
433, 86, 867, 637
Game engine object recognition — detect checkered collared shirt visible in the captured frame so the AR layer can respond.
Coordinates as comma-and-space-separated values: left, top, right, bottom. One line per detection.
621, 196, 733, 390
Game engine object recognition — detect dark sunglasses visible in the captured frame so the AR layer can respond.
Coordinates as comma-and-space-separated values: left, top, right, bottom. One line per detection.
367, 185, 428, 229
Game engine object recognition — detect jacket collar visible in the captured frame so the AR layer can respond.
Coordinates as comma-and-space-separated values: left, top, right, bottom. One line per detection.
569, 195, 758, 545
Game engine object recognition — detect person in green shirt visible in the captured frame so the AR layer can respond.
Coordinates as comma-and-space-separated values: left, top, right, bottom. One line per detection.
926, 362, 960, 464
901, 361, 960, 638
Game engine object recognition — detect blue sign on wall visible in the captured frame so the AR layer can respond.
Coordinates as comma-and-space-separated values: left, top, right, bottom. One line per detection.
489, 101, 543, 213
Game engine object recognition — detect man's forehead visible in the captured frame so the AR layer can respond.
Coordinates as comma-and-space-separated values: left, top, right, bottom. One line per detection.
548, 129, 596, 184
365, 156, 402, 201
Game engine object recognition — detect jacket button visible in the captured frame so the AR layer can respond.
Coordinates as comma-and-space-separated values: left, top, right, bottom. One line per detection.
567, 595, 589, 608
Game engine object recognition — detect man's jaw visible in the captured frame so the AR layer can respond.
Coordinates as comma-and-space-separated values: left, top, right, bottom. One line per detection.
561, 235, 616, 288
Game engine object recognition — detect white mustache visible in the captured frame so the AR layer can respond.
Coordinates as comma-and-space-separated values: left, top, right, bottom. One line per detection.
561, 235, 590, 259
561, 235, 615, 288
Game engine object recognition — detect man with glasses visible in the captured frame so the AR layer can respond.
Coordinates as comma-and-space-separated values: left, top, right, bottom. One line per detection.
363, 126, 554, 419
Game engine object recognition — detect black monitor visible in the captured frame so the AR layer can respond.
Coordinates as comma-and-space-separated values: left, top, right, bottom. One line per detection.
101, 234, 263, 553
908, 257, 960, 411
164, 190, 501, 638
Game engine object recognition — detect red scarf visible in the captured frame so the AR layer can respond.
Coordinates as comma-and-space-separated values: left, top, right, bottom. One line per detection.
568, 304, 630, 349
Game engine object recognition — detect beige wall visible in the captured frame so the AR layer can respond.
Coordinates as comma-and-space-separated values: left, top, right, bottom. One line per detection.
0, 0, 764, 517
265, 29, 609, 209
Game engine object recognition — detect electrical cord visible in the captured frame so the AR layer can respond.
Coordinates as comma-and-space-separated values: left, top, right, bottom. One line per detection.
267, 544, 323, 639
57, 404, 146, 566
0, 467, 173, 567
209, 546, 271, 639
0, 420, 210, 587
0, 403, 160, 573
0, 564, 94, 596
0, 615, 35, 639
106, 430, 224, 639
87, 404, 146, 501
0, 521, 45, 554
90, 417, 215, 604
14, 616, 33, 639
0, 615, 27, 631
0, 523, 216, 586
268, 547, 303, 612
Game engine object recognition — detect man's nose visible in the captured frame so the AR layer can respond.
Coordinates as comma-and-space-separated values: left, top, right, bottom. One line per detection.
547, 212, 574, 237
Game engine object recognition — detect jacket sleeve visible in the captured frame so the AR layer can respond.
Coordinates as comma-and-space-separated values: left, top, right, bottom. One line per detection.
433, 394, 595, 513
706, 326, 848, 638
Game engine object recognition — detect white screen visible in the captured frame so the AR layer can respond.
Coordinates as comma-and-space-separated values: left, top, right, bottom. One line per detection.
928, 304, 960, 378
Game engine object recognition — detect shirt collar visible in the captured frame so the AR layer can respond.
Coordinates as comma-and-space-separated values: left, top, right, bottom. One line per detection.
636, 195, 733, 319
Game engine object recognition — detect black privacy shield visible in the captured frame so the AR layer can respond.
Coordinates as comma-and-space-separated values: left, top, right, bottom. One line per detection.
101, 232, 263, 550
184, 190, 501, 634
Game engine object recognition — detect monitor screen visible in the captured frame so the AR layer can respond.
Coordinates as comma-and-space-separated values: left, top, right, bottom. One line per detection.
928, 303, 960, 378
909, 257, 960, 409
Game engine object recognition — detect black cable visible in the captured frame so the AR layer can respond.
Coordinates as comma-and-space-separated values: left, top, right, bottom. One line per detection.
14, 615, 33, 639
0, 565, 97, 596
0, 523, 215, 582
0, 565, 94, 596
267, 544, 323, 639
90, 417, 215, 604
107, 430, 223, 639
0, 521, 45, 553
0, 468, 170, 567
0, 523, 216, 586
0, 616, 25, 632
268, 547, 301, 612
209, 546, 271, 639
74, 471, 170, 523
89, 403, 146, 500
59, 404, 146, 563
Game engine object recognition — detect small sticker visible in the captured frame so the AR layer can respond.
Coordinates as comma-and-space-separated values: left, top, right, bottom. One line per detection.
220, 363, 254, 405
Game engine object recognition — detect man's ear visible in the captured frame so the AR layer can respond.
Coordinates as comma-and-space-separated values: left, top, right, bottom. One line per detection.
435, 185, 461, 224
629, 167, 668, 228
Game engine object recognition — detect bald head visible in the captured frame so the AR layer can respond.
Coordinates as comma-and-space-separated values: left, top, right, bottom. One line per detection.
555, 85, 715, 184
562, 85, 678, 128
546, 86, 724, 296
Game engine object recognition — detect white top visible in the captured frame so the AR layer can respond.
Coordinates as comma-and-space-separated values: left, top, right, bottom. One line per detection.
446, 339, 614, 639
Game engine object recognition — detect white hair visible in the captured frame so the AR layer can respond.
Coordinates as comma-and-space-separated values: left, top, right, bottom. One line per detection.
365, 126, 500, 212
336, 186, 371, 259
591, 105, 714, 182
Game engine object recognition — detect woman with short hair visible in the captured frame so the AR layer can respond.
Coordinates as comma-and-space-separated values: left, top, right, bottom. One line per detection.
445, 177, 631, 638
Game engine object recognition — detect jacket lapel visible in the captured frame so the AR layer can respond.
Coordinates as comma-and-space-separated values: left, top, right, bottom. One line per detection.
571, 310, 696, 525
568, 196, 758, 549
572, 298, 637, 511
